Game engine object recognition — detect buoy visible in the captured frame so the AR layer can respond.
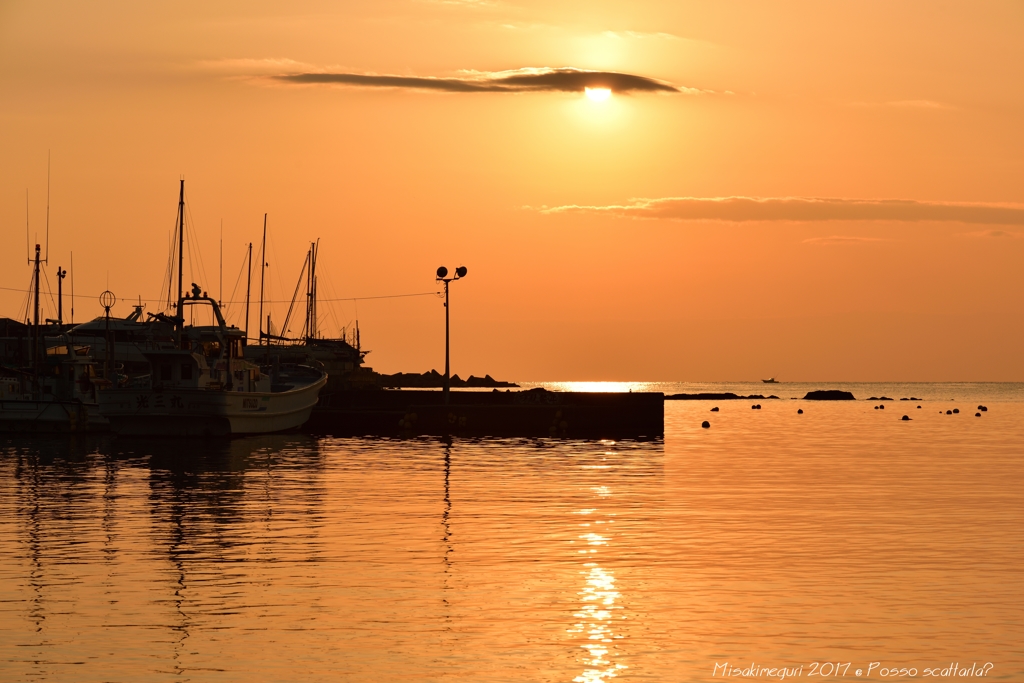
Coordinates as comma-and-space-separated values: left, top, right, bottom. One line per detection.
751, 404, 757, 410
879, 404, 885, 410
917, 405, 921, 409
797, 408, 803, 414
701, 421, 710, 429
902, 415, 911, 421
710, 407, 719, 412
874, 406, 879, 410
946, 410, 952, 415
953, 408, 959, 414
975, 412, 981, 417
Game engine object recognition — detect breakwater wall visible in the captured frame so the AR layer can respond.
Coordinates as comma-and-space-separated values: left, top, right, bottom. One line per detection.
307, 389, 664, 438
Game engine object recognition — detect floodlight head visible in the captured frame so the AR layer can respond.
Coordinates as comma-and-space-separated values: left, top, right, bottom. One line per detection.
436, 266, 448, 279
456, 266, 468, 278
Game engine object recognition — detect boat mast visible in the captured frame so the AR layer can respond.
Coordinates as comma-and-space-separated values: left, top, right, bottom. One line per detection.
32, 243, 40, 383
245, 242, 252, 342
304, 244, 310, 340
176, 179, 185, 344
305, 240, 318, 341
258, 214, 266, 346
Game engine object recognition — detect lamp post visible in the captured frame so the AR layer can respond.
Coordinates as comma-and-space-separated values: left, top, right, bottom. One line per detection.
436, 265, 467, 405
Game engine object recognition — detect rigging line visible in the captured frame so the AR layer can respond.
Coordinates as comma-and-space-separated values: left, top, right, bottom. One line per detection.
281, 252, 308, 336
312, 270, 340, 337
320, 271, 346, 338
327, 275, 349, 340
182, 187, 211, 292
183, 203, 198, 288
18, 273, 33, 324
164, 196, 182, 312
265, 223, 288, 327
225, 244, 250, 324
188, 206, 211, 293
183, 219, 195, 289
40, 268, 57, 320
164, 218, 177, 312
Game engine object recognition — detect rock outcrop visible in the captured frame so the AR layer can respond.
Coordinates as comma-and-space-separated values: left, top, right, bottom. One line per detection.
666, 393, 779, 401
803, 390, 856, 401
380, 370, 518, 389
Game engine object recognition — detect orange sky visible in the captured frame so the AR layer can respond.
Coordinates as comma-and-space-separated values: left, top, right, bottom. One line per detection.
2, 1, 1023, 381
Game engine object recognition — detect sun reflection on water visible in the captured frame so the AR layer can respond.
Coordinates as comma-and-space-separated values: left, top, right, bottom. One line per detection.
545, 381, 655, 394
569, 560, 627, 682
568, 477, 627, 683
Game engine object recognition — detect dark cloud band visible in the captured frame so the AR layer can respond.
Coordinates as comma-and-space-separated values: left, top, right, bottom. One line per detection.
276, 67, 679, 94
543, 197, 1024, 225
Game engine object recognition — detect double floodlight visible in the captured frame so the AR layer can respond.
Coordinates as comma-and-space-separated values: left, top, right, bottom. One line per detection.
436, 265, 468, 281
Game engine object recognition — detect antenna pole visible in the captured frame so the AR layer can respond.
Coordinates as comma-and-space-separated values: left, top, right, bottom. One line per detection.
26, 190, 29, 264
56, 266, 66, 325
258, 214, 266, 346
245, 242, 252, 342
44, 151, 50, 264
219, 219, 223, 304
70, 252, 75, 324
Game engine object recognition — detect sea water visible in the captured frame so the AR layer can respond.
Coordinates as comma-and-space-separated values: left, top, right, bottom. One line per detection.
1, 383, 1021, 682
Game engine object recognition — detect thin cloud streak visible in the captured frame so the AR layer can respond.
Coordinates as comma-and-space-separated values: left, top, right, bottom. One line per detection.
274, 67, 684, 94
543, 197, 1024, 225
960, 229, 1024, 239
603, 30, 680, 40
851, 99, 951, 109
803, 236, 888, 245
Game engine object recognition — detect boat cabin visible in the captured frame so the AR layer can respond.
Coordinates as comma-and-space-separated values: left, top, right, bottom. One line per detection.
139, 291, 269, 393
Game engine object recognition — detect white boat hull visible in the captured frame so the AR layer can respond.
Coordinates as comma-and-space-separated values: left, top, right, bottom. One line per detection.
98, 374, 326, 436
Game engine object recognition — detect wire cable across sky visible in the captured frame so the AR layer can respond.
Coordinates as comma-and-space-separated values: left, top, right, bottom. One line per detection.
0, 284, 439, 306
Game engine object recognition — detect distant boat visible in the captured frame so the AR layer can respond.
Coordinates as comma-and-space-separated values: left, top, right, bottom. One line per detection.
762, 377, 779, 384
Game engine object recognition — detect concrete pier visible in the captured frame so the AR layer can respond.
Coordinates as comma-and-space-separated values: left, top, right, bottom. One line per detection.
306, 389, 664, 438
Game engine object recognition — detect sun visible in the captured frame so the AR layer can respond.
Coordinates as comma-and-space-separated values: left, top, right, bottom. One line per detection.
585, 87, 612, 102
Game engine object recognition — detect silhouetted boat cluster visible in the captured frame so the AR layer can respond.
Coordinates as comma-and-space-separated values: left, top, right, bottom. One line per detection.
1, 181, 663, 438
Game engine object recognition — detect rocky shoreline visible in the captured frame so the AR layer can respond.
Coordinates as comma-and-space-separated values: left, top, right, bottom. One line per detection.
379, 369, 519, 389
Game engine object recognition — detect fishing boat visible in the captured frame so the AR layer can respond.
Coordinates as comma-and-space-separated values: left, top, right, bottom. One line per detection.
0, 341, 108, 433
762, 377, 779, 383
96, 182, 326, 436
0, 246, 108, 433
66, 303, 176, 379
98, 287, 326, 436
243, 239, 379, 392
